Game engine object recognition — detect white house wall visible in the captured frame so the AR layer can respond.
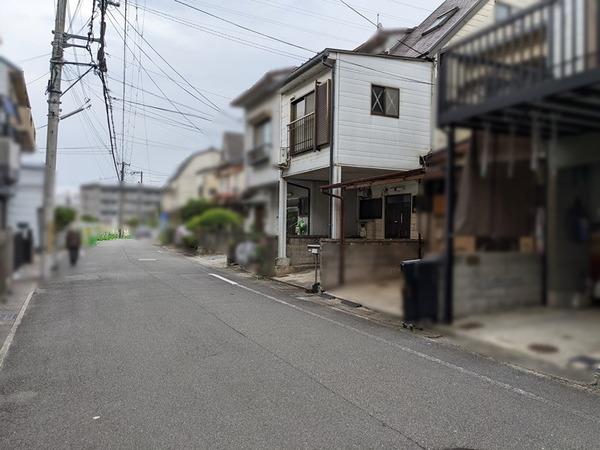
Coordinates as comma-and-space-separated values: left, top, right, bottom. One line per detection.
8, 165, 44, 247
334, 53, 432, 171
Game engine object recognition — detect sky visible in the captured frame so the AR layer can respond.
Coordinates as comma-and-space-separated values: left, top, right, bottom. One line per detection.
0, 0, 444, 194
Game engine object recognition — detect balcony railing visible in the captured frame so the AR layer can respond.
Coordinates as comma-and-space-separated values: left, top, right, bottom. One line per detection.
247, 143, 271, 166
438, 0, 600, 130
287, 112, 315, 156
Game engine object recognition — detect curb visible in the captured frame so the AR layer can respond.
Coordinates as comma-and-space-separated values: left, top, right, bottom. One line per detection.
0, 288, 36, 369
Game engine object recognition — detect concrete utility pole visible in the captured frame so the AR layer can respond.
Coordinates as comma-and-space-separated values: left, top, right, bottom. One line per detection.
41, 0, 68, 278
117, 161, 129, 238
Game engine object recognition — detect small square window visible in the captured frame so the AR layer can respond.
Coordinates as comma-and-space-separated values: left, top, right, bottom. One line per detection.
371, 85, 399, 118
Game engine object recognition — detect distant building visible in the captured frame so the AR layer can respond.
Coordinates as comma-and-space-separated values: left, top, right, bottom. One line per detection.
80, 183, 162, 226
213, 132, 245, 208
231, 67, 294, 236
161, 148, 221, 215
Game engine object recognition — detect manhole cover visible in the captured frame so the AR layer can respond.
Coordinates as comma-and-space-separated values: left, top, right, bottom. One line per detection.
457, 321, 483, 330
0, 312, 17, 321
528, 343, 559, 354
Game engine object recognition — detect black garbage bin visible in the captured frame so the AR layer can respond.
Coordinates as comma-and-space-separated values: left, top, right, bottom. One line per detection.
401, 257, 441, 323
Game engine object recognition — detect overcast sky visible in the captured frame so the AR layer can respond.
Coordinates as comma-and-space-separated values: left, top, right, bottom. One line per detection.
0, 0, 443, 194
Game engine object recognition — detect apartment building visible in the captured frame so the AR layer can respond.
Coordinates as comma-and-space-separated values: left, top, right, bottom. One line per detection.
80, 183, 162, 226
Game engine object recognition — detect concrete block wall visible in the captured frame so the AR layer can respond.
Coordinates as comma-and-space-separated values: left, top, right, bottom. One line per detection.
286, 236, 326, 267
453, 252, 542, 318
320, 239, 420, 290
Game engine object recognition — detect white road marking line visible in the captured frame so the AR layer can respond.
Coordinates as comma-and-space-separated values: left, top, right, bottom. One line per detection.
138, 258, 157, 262
0, 289, 35, 369
209, 273, 239, 285
209, 271, 600, 423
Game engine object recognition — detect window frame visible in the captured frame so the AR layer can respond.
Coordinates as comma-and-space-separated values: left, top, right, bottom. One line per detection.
422, 7, 459, 36
370, 84, 400, 119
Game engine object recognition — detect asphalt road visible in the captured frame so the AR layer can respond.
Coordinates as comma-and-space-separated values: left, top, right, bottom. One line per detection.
0, 240, 599, 449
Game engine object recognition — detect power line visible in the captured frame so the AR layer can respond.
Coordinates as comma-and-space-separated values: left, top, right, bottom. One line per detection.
111, 96, 212, 121
338, 0, 378, 28
116, 6, 225, 114
106, 10, 208, 135
174, 0, 317, 54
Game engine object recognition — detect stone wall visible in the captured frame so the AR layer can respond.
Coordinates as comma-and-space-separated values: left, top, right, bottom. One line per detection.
320, 239, 420, 290
454, 252, 542, 318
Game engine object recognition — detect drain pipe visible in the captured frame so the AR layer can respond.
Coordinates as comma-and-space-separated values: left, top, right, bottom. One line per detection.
322, 54, 336, 237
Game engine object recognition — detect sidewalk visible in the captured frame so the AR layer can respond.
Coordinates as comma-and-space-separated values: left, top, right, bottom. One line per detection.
438, 307, 600, 384
0, 262, 39, 366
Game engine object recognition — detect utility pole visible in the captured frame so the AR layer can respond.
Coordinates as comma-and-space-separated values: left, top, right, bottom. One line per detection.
41, 0, 68, 278
117, 161, 129, 238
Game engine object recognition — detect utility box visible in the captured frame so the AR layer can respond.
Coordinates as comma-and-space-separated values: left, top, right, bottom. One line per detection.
401, 257, 441, 323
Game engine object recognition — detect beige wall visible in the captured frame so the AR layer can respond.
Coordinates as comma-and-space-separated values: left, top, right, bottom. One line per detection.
162, 150, 221, 213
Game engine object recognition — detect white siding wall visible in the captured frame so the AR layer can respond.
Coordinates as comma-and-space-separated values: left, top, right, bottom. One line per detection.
8, 165, 44, 247
335, 53, 432, 170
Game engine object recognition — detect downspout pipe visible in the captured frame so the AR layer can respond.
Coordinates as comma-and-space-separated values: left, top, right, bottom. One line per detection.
322, 55, 336, 237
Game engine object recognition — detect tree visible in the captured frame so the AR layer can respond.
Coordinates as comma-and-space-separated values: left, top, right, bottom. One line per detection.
180, 198, 213, 223
80, 214, 98, 223
186, 208, 242, 233
54, 207, 77, 231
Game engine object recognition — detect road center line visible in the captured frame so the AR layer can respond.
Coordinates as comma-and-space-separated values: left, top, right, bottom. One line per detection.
208, 271, 600, 424
138, 258, 157, 262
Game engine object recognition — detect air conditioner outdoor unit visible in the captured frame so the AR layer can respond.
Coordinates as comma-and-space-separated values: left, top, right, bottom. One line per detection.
278, 146, 290, 169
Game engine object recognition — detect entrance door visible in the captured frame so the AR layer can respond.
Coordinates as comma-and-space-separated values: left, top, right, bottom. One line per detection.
254, 204, 265, 234
385, 194, 412, 239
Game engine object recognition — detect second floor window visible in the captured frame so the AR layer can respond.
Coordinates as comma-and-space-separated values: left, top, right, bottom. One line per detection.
371, 85, 399, 118
253, 119, 272, 147
291, 92, 315, 120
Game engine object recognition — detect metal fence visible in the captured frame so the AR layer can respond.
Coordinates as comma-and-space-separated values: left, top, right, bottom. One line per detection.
438, 0, 600, 127
287, 113, 315, 156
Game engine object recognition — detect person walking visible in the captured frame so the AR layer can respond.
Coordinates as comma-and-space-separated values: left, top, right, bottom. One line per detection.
66, 226, 82, 267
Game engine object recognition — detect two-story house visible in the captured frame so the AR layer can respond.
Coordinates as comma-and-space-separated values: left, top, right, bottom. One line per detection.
0, 55, 36, 290
161, 147, 221, 218
231, 67, 294, 236
212, 132, 244, 209
276, 49, 433, 277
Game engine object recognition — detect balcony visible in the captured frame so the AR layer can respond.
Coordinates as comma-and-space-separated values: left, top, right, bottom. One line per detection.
287, 112, 315, 156
15, 106, 36, 152
247, 143, 271, 166
438, 0, 600, 136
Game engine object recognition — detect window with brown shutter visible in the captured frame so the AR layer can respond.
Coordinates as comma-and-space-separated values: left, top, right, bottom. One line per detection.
315, 79, 331, 148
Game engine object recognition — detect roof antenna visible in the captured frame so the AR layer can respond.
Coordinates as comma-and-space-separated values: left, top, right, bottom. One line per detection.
377, 14, 382, 30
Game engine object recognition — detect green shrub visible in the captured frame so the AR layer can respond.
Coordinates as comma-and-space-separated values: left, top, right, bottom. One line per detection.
180, 198, 214, 223
159, 227, 175, 245
55, 206, 77, 231
81, 214, 98, 223
186, 208, 242, 233
182, 235, 198, 251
